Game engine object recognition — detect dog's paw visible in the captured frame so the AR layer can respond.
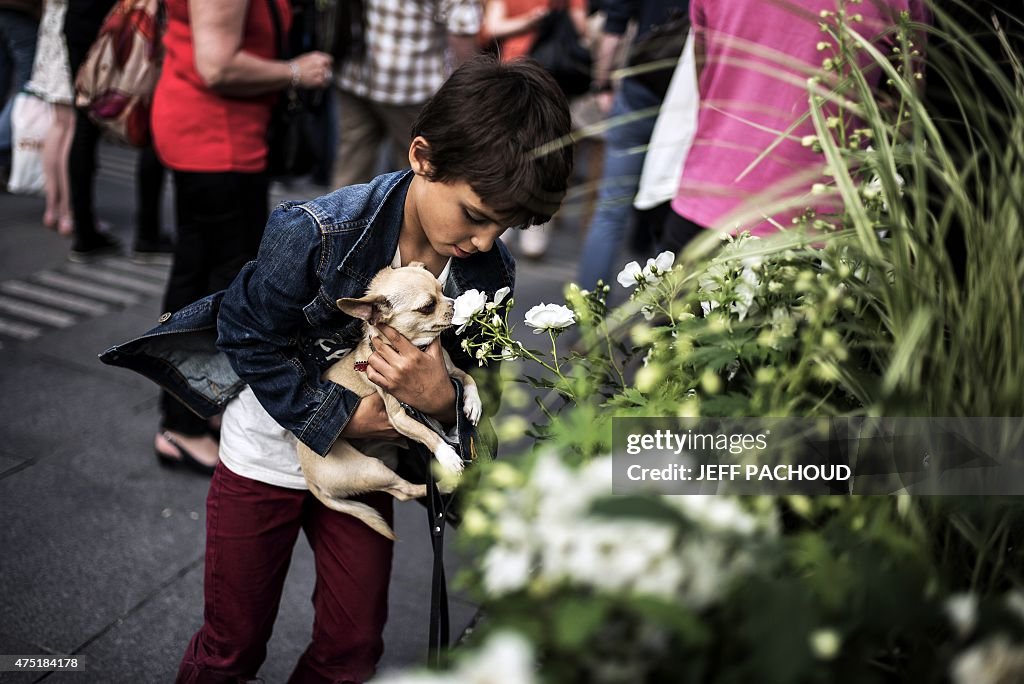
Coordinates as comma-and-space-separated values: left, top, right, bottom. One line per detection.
433, 442, 464, 475
435, 469, 459, 494
462, 386, 482, 426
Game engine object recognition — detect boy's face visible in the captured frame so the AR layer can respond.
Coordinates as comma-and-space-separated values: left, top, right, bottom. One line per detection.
406, 138, 515, 260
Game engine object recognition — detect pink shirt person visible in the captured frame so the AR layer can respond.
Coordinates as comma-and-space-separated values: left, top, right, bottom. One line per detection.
672, 0, 928, 236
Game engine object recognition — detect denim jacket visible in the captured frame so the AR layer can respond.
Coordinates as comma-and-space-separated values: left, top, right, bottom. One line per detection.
100, 170, 516, 459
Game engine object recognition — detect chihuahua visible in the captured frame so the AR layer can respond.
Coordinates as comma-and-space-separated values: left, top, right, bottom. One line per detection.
296, 263, 482, 539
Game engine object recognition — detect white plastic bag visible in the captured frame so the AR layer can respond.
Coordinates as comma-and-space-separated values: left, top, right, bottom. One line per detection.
8, 92, 52, 195
634, 29, 698, 210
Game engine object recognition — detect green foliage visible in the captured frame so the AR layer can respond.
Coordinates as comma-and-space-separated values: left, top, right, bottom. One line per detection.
396, 3, 1024, 683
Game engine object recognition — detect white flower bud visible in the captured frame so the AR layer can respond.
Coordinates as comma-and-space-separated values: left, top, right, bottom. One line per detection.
810, 629, 841, 660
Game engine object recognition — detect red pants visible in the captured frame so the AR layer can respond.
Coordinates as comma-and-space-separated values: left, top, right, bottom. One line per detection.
176, 464, 394, 684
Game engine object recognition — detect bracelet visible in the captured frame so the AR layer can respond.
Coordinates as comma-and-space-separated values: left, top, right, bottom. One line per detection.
288, 60, 301, 89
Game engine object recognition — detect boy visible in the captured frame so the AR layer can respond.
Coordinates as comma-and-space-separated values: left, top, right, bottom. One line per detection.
101, 56, 572, 682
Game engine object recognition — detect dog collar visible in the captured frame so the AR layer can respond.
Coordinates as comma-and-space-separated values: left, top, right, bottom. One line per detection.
354, 336, 381, 373
354, 337, 372, 372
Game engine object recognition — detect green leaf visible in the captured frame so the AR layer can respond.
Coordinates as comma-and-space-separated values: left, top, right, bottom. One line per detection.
682, 344, 740, 372
630, 596, 710, 644
552, 596, 610, 650
700, 393, 753, 417
589, 496, 686, 525
616, 387, 649, 407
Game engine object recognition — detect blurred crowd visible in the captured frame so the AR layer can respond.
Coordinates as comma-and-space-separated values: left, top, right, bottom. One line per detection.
0, 0, 694, 266
1, 0, 1018, 472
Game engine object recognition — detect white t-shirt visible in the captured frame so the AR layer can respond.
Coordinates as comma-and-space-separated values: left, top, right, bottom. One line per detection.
219, 249, 452, 488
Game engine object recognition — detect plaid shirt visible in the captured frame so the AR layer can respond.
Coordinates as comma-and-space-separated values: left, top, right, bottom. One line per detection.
337, 0, 482, 105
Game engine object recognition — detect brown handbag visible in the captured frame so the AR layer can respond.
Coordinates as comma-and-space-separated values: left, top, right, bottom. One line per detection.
74, 0, 163, 147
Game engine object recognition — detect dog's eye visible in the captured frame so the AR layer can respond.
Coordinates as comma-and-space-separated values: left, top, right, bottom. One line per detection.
417, 299, 436, 315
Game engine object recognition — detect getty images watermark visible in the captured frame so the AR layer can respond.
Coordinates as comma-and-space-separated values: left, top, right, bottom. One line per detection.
612, 417, 1024, 495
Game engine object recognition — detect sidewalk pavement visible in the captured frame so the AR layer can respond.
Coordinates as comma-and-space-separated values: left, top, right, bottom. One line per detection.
0, 142, 632, 682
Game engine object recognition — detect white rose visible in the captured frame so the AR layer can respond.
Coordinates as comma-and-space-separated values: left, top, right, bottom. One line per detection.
493, 286, 511, 305
452, 289, 488, 331
731, 266, 760, 321
644, 251, 675, 277
951, 636, 1024, 684
524, 303, 576, 333
616, 261, 645, 288
373, 632, 536, 684
481, 545, 533, 596
864, 173, 904, 212
945, 593, 979, 638
460, 633, 538, 684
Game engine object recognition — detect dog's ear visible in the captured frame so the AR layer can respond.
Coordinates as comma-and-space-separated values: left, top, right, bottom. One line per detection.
337, 295, 391, 325
408, 261, 427, 270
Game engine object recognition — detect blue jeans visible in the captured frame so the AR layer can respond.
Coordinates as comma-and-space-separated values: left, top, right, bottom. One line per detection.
0, 9, 38, 166
577, 78, 663, 290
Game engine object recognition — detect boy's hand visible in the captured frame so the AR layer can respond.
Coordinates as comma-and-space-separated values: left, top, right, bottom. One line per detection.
366, 325, 457, 423
340, 394, 402, 440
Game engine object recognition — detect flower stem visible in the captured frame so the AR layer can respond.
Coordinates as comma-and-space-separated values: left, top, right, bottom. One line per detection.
549, 330, 561, 375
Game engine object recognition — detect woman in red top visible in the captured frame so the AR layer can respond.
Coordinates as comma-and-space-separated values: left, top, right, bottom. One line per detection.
482, 0, 587, 257
151, 0, 332, 472
483, 0, 588, 62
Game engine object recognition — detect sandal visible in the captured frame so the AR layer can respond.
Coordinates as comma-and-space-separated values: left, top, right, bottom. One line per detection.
156, 431, 218, 476
57, 216, 74, 237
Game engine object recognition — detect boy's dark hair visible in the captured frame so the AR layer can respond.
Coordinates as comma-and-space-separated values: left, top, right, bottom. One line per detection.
411, 55, 574, 228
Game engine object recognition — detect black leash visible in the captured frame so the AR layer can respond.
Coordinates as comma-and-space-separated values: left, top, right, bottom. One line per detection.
424, 450, 451, 668
403, 386, 474, 669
